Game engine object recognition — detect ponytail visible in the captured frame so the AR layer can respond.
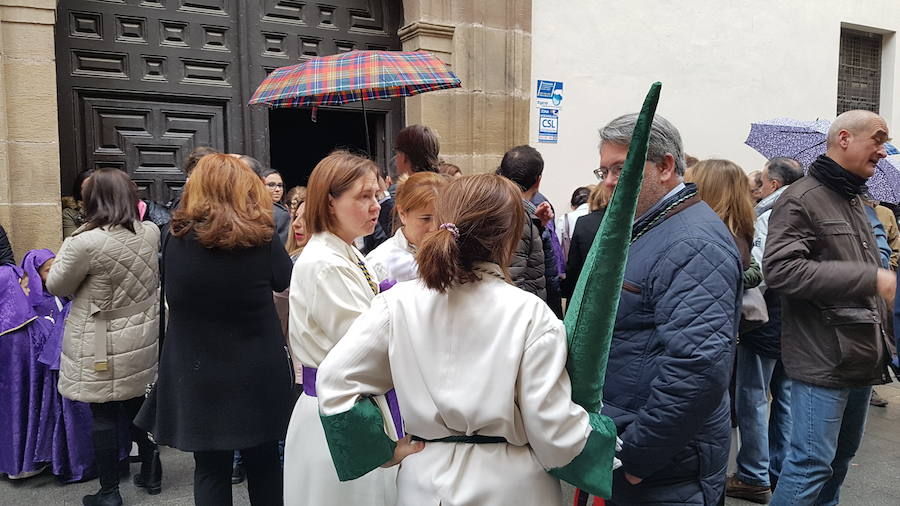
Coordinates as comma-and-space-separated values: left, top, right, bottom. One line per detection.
415, 174, 523, 293
418, 226, 467, 292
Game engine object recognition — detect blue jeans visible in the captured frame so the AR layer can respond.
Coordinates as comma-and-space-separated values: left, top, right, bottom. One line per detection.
770, 380, 871, 506
734, 345, 792, 488
767, 360, 791, 486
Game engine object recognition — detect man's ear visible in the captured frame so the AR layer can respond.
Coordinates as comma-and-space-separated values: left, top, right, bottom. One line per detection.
839, 129, 852, 149
658, 153, 677, 183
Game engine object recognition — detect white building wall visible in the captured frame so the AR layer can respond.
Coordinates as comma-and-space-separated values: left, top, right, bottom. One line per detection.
529, 0, 900, 211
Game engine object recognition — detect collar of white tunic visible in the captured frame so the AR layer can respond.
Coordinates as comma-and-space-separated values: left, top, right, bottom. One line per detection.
309, 231, 366, 265
394, 228, 415, 254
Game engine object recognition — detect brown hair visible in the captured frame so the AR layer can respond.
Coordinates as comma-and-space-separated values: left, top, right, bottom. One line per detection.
438, 161, 461, 177
171, 153, 274, 249
183, 146, 219, 176
82, 168, 140, 233
685, 154, 699, 169
285, 186, 307, 215
687, 159, 756, 246
395, 124, 440, 173
417, 174, 524, 293
305, 151, 379, 235
588, 184, 611, 212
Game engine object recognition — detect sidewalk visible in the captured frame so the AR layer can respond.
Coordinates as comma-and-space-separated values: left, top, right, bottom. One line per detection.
3, 381, 898, 505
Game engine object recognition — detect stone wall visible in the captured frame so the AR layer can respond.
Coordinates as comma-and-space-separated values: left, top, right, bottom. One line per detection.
401, 0, 532, 174
0, 0, 61, 261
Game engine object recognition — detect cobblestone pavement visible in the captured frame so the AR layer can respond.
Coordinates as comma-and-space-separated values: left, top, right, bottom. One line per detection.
3, 382, 898, 505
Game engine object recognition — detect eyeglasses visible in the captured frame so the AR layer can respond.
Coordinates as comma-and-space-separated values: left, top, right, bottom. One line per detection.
266, 182, 284, 189
594, 166, 622, 181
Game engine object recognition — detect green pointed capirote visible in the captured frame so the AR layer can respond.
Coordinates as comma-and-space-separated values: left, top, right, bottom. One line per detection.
548, 82, 661, 499
564, 82, 662, 412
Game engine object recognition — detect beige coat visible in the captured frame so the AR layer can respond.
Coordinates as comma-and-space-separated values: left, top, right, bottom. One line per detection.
47, 220, 161, 403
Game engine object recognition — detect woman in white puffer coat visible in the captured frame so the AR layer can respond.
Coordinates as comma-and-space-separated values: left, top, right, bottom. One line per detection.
47, 167, 160, 506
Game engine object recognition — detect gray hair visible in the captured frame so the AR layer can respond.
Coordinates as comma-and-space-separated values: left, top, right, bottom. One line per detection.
599, 113, 686, 176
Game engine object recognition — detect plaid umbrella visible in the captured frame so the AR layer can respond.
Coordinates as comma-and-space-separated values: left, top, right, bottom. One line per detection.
746, 117, 900, 203
249, 50, 461, 108
249, 50, 460, 156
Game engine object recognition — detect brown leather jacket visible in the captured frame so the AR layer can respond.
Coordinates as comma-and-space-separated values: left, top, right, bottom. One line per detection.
763, 174, 892, 388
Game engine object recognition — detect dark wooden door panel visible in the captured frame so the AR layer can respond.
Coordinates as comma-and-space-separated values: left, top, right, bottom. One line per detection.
56, 0, 404, 204
79, 93, 226, 202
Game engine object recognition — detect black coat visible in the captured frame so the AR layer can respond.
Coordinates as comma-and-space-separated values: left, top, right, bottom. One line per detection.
0, 225, 12, 266
137, 231, 295, 451
561, 209, 604, 299
274, 202, 291, 246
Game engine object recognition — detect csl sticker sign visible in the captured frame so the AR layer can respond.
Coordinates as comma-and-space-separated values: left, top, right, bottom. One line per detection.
538, 108, 559, 144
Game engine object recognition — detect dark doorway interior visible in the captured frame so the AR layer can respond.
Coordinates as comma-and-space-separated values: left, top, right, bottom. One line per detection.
268, 108, 383, 190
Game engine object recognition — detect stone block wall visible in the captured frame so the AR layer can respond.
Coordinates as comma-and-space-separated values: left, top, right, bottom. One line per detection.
401, 0, 532, 175
0, 0, 61, 261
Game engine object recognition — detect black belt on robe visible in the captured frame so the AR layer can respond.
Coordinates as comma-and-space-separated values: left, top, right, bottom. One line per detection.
410, 435, 507, 444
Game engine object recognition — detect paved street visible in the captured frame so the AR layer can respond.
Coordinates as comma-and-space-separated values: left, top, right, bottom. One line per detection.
3, 382, 898, 505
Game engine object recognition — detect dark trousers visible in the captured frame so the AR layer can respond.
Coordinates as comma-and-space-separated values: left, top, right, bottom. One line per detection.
194, 441, 283, 506
90, 396, 152, 491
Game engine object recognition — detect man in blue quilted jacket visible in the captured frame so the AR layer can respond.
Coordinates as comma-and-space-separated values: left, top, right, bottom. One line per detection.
596, 114, 742, 505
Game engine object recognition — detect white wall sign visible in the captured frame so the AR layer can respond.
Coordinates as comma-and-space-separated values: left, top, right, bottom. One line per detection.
538, 108, 559, 143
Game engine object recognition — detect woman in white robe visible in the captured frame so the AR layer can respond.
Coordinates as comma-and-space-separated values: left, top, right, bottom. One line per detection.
317, 174, 617, 506
282, 152, 399, 505
366, 172, 448, 284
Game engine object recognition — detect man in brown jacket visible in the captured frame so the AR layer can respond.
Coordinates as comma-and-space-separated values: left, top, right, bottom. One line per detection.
764, 109, 894, 506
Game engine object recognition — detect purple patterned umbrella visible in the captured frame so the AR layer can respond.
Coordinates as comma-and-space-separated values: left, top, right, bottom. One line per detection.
746, 117, 900, 203
865, 154, 900, 203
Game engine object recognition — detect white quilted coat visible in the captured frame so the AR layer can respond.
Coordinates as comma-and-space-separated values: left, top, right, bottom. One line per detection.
47, 220, 160, 403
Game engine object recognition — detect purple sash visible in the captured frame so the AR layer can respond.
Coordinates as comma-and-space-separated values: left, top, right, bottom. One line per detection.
302, 366, 404, 438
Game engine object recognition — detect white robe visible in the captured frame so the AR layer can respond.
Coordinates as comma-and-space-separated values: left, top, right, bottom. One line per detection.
365, 228, 418, 283
317, 262, 594, 506
283, 232, 398, 505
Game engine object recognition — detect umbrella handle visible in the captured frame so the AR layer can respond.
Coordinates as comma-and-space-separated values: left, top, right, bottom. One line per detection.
361, 98, 372, 159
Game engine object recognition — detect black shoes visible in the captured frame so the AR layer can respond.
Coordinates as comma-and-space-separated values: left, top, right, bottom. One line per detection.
82, 489, 123, 506
133, 447, 163, 495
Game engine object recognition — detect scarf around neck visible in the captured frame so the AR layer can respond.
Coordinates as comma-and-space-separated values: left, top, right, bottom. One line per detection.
808, 155, 868, 199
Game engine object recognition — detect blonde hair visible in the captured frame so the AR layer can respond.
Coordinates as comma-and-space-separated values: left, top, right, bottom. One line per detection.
395, 172, 449, 223
588, 184, 612, 211
687, 159, 756, 245
285, 202, 307, 257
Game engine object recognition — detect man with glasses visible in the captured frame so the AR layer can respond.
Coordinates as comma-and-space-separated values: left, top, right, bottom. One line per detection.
597, 114, 742, 505
593, 164, 621, 194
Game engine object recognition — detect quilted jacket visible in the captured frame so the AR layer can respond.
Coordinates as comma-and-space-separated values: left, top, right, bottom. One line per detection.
47, 220, 160, 403
509, 200, 547, 300
601, 185, 742, 505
